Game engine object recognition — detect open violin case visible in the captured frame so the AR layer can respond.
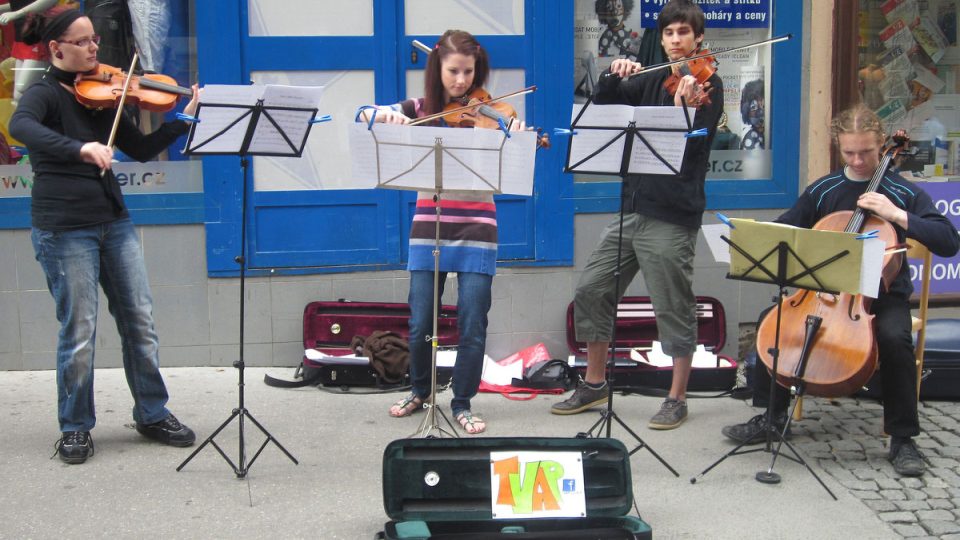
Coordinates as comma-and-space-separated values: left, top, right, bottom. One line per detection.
376, 437, 652, 539
265, 300, 457, 389
567, 296, 738, 392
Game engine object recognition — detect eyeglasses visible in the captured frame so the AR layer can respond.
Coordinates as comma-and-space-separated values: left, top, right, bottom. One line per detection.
58, 35, 101, 48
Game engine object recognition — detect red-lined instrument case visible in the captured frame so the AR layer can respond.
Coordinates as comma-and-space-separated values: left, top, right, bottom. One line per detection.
566, 296, 737, 391
268, 300, 458, 388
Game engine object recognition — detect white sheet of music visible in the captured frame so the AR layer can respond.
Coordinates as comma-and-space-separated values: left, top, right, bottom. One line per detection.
568, 103, 692, 174
629, 106, 693, 175
348, 122, 536, 195
248, 85, 324, 154
189, 84, 262, 153
567, 103, 630, 173
188, 84, 323, 155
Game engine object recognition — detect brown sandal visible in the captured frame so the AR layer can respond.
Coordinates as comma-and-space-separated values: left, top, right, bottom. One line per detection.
389, 393, 425, 418
455, 410, 486, 434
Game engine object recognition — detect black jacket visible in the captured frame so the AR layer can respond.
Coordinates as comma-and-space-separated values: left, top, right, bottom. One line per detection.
10, 75, 188, 231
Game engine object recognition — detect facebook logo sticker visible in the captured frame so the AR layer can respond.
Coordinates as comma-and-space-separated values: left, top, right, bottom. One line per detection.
562, 479, 576, 492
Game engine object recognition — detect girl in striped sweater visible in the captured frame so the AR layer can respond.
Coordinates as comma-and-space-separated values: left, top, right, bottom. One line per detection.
358, 29, 527, 434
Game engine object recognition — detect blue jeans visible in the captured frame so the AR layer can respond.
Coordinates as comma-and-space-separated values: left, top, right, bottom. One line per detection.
32, 218, 171, 432
408, 270, 492, 414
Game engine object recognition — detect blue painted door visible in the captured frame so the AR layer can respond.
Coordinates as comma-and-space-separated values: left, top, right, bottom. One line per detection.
197, 1, 573, 277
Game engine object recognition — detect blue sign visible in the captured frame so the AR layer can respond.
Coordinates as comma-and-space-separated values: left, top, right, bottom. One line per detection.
910, 183, 960, 296
640, 0, 771, 29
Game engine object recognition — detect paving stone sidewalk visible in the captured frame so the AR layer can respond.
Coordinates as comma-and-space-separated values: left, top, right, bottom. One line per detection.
790, 397, 960, 539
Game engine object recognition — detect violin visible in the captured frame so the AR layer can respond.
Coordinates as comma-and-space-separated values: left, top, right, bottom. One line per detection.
408, 85, 550, 148
755, 134, 910, 398
441, 87, 550, 148
442, 88, 514, 128
74, 63, 193, 113
662, 48, 716, 108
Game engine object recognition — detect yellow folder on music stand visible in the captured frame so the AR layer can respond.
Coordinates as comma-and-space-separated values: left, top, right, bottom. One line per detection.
728, 218, 886, 298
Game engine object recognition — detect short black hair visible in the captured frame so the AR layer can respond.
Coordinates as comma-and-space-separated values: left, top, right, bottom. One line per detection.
657, 0, 705, 37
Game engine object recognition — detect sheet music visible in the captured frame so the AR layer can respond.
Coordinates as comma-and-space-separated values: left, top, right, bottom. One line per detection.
248, 85, 324, 154
187, 84, 323, 155
567, 104, 630, 173
629, 106, 693, 174
567, 103, 692, 174
348, 123, 536, 195
859, 238, 884, 299
188, 85, 263, 153
701, 224, 732, 264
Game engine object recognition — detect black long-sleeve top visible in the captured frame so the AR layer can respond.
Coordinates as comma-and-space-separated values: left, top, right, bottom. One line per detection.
776, 169, 960, 299
10, 75, 189, 230
594, 67, 723, 229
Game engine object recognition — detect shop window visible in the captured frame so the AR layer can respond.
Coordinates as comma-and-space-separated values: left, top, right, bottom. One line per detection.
856, 0, 960, 179
569, 0, 798, 212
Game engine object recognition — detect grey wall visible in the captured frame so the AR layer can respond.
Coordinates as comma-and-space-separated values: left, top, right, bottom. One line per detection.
3, 213, 956, 371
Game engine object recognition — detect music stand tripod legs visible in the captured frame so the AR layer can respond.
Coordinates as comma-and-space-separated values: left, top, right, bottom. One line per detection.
691, 239, 839, 499
413, 189, 459, 439
177, 157, 298, 477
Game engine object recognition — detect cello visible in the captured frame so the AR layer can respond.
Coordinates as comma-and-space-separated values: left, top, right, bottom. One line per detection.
755, 134, 910, 397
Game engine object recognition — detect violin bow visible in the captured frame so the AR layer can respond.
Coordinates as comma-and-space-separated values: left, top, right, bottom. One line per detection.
408, 86, 536, 127
100, 51, 140, 177
615, 34, 792, 80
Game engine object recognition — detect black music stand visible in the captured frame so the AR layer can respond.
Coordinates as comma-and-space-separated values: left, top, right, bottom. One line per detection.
349, 116, 537, 438
561, 97, 700, 477
176, 86, 323, 477
690, 219, 878, 499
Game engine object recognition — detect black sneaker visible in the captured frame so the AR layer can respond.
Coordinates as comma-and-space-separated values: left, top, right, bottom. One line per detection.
889, 438, 925, 477
550, 381, 608, 415
55, 431, 93, 464
135, 413, 196, 447
721, 413, 790, 445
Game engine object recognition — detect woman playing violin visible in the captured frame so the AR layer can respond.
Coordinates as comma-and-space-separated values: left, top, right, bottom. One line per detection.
722, 104, 960, 478
9, 8, 199, 464
553, 0, 723, 430
358, 29, 527, 435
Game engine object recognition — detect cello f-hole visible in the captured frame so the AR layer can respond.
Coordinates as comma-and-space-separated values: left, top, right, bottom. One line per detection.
847, 298, 861, 321
789, 290, 810, 307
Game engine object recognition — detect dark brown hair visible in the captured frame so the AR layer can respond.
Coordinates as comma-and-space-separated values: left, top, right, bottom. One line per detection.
657, 0, 705, 38
423, 29, 489, 116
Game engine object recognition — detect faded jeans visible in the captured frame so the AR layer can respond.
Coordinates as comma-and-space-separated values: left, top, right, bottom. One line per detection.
408, 270, 492, 414
32, 218, 171, 432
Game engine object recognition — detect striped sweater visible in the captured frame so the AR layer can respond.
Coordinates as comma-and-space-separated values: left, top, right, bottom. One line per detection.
408, 191, 498, 275
392, 97, 498, 276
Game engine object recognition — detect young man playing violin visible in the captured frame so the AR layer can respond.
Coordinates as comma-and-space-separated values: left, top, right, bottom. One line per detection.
358, 29, 528, 435
9, 8, 200, 464
551, 0, 723, 430
722, 104, 959, 477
